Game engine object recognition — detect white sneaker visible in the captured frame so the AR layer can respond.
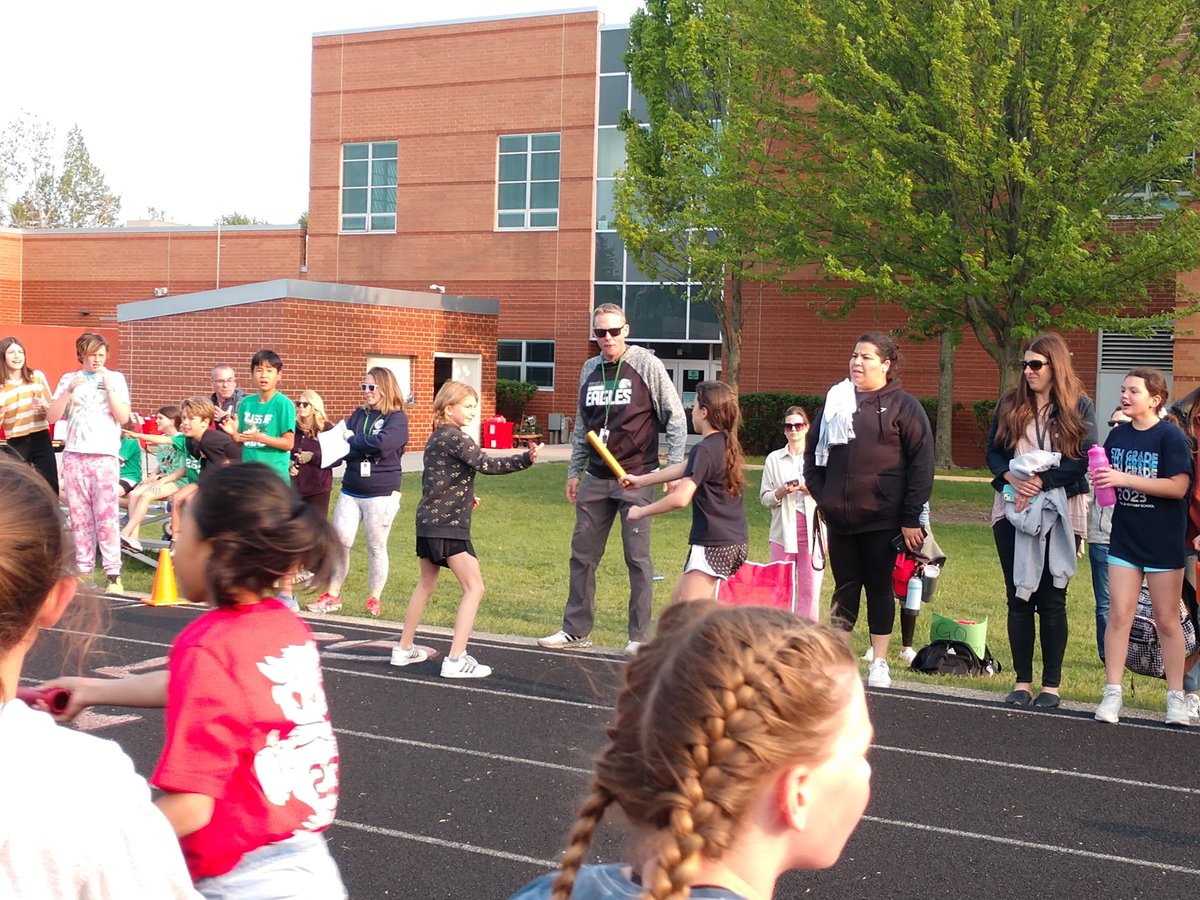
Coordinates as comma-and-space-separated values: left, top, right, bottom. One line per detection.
899, 646, 917, 664
537, 629, 592, 650
867, 658, 891, 688
862, 646, 874, 662
625, 641, 642, 656
1165, 690, 1191, 727
1094, 684, 1123, 723
441, 654, 492, 679
390, 645, 429, 667
1187, 692, 1200, 726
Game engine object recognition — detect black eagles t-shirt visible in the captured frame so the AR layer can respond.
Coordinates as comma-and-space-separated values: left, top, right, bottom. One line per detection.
579, 356, 662, 478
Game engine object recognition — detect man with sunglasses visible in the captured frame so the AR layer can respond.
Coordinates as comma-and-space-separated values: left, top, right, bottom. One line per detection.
539, 304, 686, 654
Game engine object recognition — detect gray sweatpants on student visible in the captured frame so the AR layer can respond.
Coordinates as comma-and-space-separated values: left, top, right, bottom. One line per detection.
563, 474, 656, 642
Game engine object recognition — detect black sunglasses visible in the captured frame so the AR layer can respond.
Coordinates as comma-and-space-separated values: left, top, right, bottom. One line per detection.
1020, 360, 1050, 371
784, 422, 808, 430
593, 326, 624, 339
297, 401, 311, 408
359, 383, 377, 392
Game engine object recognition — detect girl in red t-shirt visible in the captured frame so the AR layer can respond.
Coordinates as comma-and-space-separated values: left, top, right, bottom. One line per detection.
46, 463, 347, 897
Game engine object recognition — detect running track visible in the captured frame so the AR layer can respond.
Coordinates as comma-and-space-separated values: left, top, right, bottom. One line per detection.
24, 599, 1200, 899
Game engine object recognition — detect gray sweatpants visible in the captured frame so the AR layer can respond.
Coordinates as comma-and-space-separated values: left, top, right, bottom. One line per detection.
562, 474, 656, 642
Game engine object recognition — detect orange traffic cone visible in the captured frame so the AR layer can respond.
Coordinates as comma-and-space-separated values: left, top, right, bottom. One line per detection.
143, 549, 184, 606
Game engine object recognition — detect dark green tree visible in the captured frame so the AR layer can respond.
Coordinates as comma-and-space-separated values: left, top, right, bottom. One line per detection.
6, 121, 120, 228
215, 211, 268, 226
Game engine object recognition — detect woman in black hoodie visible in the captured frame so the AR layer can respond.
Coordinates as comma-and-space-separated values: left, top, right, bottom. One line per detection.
804, 332, 934, 689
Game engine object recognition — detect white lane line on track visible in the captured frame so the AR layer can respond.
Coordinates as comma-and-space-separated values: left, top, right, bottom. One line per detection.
331, 819, 555, 868
320, 665, 613, 711
864, 815, 1200, 875
337, 729, 593, 776
875, 688, 1200, 737
874, 744, 1200, 796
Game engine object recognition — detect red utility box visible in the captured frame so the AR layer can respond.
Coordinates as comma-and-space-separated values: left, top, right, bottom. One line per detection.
483, 417, 514, 449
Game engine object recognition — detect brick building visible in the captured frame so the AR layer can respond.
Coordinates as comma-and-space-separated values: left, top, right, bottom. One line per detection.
3, 8, 1197, 463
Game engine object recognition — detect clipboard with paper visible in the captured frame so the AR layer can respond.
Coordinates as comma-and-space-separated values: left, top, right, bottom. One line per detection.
318, 420, 351, 468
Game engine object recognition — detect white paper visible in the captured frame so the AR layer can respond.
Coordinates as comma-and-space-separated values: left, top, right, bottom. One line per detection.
318, 420, 351, 468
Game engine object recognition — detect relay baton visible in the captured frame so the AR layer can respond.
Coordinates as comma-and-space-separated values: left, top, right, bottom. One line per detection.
16, 686, 71, 713
586, 430, 627, 480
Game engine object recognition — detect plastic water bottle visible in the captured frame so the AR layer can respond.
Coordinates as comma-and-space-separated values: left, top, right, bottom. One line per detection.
1088, 444, 1116, 507
903, 574, 922, 612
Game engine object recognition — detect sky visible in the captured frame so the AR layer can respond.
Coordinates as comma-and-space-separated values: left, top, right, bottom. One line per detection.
3, 1, 645, 227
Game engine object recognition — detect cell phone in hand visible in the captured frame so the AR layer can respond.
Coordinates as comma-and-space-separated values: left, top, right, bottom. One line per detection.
786, 479, 800, 487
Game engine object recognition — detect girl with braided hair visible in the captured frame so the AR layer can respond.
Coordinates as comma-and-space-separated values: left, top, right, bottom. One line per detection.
511, 601, 872, 900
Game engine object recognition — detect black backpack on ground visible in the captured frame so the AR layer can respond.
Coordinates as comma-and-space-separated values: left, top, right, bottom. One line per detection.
911, 640, 1002, 676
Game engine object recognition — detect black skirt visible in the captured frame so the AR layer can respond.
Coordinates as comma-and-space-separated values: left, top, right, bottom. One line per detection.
416, 535, 476, 568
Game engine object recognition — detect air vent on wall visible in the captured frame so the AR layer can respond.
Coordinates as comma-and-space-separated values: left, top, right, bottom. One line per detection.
1098, 326, 1174, 372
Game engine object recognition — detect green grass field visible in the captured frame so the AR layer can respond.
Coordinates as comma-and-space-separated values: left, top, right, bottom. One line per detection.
117, 461, 1175, 711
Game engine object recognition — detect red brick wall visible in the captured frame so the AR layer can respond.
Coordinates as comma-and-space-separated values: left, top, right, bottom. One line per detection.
20, 228, 304, 326
117, 297, 498, 438
0, 231, 20, 323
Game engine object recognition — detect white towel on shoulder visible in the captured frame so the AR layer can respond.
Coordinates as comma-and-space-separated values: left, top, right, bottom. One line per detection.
815, 378, 857, 466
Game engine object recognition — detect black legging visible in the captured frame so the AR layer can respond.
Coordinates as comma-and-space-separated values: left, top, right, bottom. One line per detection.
3, 429, 58, 496
992, 517, 1069, 687
828, 529, 897, 636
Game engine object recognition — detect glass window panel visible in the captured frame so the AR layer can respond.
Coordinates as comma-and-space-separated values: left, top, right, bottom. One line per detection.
599, 76, 629, 126
343, 160, 368, 188
600, 28, 629, 74
626, 250, 678, 282
372, 159, 397, 185
530, 182, 559, 210
594, 284, 623, 310
371, 141, 398, 159
597, 129, 627, 178
498, 364, 522, 380
498, 212, 526, 228
596, 181, 615, 228
499, 154, 527, 182
625, 284, 688, 340
595, 232, 623, 281
531, 133, 561, 151
342, 215, 366, 231
528, 366, 554, 388
527, 342, 555, 363
498, 341, 523, 362
530, 152, 560, 181
630, 89, 649, 123
499, 135, 528, 153
530, 211, 558, 227
370, 214, 396, 231
370, 188, 396, 213
688, 296, 722, 341
343, 143, 368, 160
498, 183, 527, 210
342, 188, 367, 214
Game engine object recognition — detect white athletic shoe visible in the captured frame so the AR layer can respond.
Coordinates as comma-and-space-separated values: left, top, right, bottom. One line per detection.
538, 629, 592, 650
867, 658, 891, 689
625, 641, 643, 656
390, 645, 429, 667
1094, 685, 1123, 724
862, 646, 874, 662
1187, 692, 1200, 726
1165, 690, 1191, 727
441, 654, 492, 679
899, 646, 918, 664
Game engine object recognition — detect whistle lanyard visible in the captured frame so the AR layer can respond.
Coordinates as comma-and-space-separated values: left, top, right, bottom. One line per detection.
601, 356, 624, 431
1034, 406, 1050, 450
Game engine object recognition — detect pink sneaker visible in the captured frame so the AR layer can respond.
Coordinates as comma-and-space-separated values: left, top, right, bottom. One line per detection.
306, 592, 342, 614
365, 596, 381, 617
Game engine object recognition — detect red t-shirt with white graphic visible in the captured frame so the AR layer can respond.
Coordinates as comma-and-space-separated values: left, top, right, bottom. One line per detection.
153, 599, 340, 879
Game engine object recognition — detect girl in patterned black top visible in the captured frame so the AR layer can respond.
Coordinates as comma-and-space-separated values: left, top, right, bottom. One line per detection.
391, 381, 540, 679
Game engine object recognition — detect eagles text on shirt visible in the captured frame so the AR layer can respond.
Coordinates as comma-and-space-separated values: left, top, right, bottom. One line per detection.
585, 378, 633, 407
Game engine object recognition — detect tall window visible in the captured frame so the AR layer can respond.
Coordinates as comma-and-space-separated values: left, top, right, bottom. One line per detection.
498, 340, 555, 389
342, 142, 397, 232
497, 133, 560, 229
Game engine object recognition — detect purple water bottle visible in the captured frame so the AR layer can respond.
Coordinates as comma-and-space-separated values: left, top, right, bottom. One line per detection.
1088, 444, 1116, 507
